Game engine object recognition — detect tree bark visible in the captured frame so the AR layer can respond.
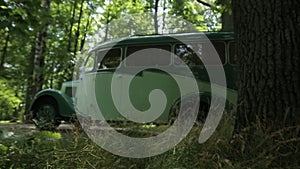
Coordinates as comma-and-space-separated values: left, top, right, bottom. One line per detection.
232, 0, 300, 129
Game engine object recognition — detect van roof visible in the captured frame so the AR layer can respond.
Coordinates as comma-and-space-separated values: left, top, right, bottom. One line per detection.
91, 32, 234, 51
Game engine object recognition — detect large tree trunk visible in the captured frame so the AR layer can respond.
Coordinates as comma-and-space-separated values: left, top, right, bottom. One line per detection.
232, 0, 300, 130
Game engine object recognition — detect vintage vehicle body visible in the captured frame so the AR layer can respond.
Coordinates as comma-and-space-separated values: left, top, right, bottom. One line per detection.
30, 32, 237, 130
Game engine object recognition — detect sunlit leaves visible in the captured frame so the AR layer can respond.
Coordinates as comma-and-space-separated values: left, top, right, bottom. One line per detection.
0, 78, 22, 120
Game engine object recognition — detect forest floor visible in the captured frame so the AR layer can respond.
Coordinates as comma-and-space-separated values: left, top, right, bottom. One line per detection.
0, 119, 298, 168
0, 123, 74, 131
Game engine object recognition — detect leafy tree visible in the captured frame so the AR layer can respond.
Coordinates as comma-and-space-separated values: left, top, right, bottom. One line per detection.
170, 0, 220, 31
195, 0, 232, 31
0, 0, 101, 119
0, 0, 34, 119
97, 0, 148, 41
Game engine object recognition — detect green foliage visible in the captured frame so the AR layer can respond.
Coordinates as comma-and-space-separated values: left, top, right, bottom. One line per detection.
0, 79, 22, 120
169, 0, 222, 31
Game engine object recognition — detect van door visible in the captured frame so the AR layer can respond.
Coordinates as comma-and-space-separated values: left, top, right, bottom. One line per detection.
123, 44, 180, 123
76, 51, 97, 118
94, 48, 123, 121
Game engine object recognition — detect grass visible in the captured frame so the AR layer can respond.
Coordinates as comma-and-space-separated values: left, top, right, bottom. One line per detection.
0, 114, 299, 169
0, 120, 21, 124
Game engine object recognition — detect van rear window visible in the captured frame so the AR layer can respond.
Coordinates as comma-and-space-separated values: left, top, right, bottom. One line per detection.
174, 42, 225, 66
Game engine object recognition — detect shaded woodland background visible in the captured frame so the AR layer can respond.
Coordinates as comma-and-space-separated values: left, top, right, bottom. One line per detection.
0, 0, 231, 120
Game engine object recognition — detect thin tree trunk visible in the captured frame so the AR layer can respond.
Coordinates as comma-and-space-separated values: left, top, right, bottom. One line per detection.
0, 30, 10, 72
33, 30, 47, 91
154, 0, 159, 34
104, 11, 110, 42
67, 0, 77, 52
80, 12, 91, 51
161, 0, 166, 33
73, 0, 84, 55
24, 41, 36, 121
232, 0, 300, 130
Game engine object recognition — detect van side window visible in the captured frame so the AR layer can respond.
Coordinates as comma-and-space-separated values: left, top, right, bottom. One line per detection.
174, 42, 225, 66
97, 48, 121, 69
126, 45, 171, 66
174, 44, 202, 66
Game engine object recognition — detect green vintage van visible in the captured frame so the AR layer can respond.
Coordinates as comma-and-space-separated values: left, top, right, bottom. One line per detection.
30, 32, 237, 130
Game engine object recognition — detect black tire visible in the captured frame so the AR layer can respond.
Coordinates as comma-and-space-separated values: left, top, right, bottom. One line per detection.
197, 102, 210, 123
32, 97, 60, 130
169, 97, 198, 124
169, 99, 210, 125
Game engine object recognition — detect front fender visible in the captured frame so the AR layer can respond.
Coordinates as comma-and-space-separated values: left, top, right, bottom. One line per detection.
30, 89, 75, 118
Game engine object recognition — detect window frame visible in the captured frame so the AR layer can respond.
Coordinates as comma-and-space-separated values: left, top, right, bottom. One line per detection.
84, 51, 96, 72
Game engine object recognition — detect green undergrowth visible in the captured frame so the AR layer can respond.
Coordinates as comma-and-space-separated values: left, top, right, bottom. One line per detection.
0, 116, 299, 169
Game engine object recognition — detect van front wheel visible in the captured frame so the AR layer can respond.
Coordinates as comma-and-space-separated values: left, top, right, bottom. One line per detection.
32, 98, 60, 130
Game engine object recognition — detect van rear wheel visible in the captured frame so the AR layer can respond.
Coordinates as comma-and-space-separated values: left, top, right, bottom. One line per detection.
169, 100, 209, 125
32, 98, 60, 130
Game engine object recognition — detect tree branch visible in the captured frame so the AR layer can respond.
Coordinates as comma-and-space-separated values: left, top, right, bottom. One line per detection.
196, 0, 212, 8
